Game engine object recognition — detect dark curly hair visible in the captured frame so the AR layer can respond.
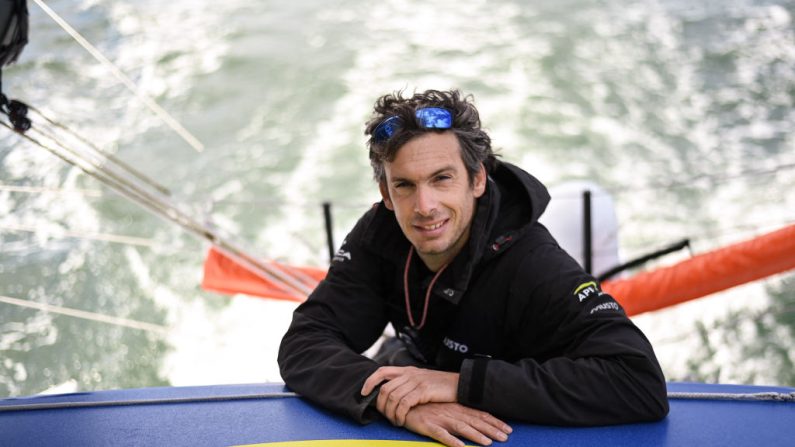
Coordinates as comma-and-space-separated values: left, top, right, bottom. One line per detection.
364, 89, 497, 184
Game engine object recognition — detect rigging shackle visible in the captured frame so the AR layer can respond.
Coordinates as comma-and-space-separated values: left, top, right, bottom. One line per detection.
0, 91, 31, 132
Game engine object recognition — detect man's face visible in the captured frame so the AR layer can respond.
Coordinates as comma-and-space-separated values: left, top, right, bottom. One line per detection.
380, 132, 486, 271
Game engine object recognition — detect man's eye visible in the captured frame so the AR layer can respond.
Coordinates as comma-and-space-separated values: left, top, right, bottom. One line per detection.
435, 175, 452, 182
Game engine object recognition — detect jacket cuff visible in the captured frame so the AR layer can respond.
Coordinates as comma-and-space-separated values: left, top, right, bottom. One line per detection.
458, 358, 489, 406
353, 390, 381, 424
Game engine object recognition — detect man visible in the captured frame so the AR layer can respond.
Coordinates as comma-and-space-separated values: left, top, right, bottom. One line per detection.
278, 89, 668, 447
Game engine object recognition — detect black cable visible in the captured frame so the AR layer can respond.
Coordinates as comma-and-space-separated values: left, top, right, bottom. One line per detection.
598, 239, 691, 282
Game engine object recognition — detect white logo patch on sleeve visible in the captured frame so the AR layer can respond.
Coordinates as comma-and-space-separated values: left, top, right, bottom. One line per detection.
573, 281, 603, 302
332, 249, 351, 263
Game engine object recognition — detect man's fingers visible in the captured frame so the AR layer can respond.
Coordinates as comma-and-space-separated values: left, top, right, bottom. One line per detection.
361, 366, 416, 395
426, 424, 466, 447
381, 380, 417, 425
394, 388, 425, 426
467, 416, 509, 443
403, 403, 510, 447
375, 375, 409, 421
449, 420, 494, 446
361, 367, 389, 395
469, 410, 512, 439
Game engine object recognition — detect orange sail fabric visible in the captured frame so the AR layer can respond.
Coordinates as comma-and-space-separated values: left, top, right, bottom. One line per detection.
603, 223, 795, 316
202, 224, 795, 314
201, 247, 326, 302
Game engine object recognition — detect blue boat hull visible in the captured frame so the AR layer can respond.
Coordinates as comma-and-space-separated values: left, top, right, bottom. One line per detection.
1, 382, 793, 446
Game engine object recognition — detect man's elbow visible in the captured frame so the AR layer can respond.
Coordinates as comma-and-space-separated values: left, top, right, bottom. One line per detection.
646, 381, 670, 421
617, 357, 670, 423
633, 370, 670, 422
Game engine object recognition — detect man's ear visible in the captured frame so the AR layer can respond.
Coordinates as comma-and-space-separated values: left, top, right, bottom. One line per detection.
379, 182, 394, 210
473, 163, 487, 198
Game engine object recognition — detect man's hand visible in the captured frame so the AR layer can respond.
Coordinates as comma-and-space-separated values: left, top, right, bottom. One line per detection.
361, 366, 459, 426
403, 403, 512, 447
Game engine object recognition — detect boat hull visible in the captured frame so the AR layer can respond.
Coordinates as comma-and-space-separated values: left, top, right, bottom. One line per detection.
1, 382, 793, 446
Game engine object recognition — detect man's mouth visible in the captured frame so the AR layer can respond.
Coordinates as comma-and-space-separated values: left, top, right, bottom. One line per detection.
421, 222, 444, 230
414, 219, 449, 233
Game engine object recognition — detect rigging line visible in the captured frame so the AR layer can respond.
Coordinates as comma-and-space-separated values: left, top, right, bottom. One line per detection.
12, 118, 191, 237
25, 105, 171, 196
1, 119, 194, 244
0, 389, 790, 413
0, 295, 168, 335
22, 125, 309, 296
2, 121, 312, 298
1, 121, 164, 219
31, 0, 204, 153
0, 391, 299, 413
0, 223, 158, 248
0, 184, 103, 197
21, 114, 171, 200
212, 242, 313, 297
667, 391, 795, 402
15, 122, 182, 228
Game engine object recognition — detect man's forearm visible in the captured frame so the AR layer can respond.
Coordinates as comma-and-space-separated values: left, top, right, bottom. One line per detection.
278, 312, 383, 423
457, 355, 668, 425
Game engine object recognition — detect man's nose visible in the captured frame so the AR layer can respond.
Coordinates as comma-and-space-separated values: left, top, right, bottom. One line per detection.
414, 185, 438, 216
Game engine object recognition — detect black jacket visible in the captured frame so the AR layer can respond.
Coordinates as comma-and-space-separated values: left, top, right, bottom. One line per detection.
278, 161, 669, 425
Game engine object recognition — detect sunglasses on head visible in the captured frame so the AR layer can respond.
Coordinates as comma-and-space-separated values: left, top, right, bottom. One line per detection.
372, 107, 453, 143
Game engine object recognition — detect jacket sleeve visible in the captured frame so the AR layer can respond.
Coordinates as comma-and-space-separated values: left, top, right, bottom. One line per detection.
457, 242, 669, 426
278, 220, 389, 423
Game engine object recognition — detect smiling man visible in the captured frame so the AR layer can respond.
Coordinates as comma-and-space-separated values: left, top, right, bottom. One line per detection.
380, 130, 485, 272
278, 90, 668, 447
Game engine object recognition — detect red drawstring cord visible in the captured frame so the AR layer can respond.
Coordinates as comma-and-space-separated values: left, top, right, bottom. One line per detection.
403, 246, 449, 330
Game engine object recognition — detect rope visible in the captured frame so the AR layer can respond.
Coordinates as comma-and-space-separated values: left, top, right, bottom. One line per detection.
25, 105, 171, 196
0, 295, 168, 335
2, 112, 323, 272
31, 0, 204, 153
0, 391, 299, 413
667, 391, 795, 402
0, 184, 103, 197
0, 223, 158, 248
0, 389, 790, 413
1, 118, 313, 298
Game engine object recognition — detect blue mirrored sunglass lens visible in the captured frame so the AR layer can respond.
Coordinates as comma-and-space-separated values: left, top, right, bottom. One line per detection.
415, 107, 452, 129
373, 116, 402, 142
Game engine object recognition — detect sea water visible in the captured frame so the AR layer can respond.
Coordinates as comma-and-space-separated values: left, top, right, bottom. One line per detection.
1, 0, 794, 397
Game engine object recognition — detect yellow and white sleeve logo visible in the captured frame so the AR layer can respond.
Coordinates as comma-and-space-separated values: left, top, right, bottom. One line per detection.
573, 281, 603, 302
